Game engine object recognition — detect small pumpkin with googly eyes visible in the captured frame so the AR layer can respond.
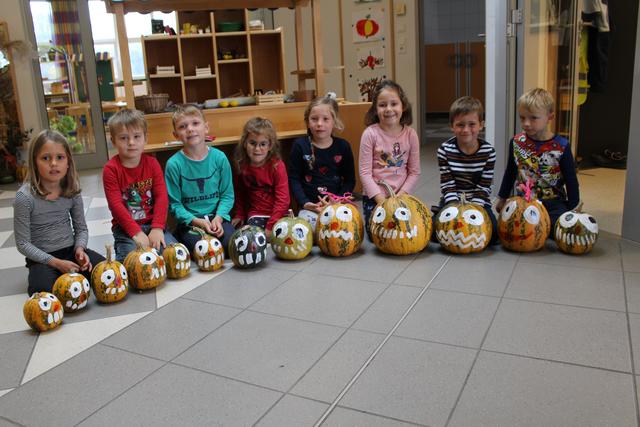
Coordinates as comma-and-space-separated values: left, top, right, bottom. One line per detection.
498, 195, 550, 252
91, 245, 129, 303
163, 242, 192, 278
23, 292, 64, 332
435, 194, 492, 254
52, 272, 91, 312
554, 208, 598, 254
317, 202, 364, 257
271, 210, 313, 260
370, 182, 432, 255
229, 225, 268, 268
191, 227, 224, 271
123, 242, 166, 290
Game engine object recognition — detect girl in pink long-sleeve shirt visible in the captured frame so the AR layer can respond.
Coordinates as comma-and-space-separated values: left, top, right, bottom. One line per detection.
359, 80, 421, 239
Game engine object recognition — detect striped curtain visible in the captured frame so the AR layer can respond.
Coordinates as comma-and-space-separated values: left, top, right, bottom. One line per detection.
50, 0, 83, 102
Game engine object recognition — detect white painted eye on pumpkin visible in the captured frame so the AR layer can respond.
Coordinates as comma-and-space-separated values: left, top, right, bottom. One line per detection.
274, 222, 288, 238
578, 214, 599, 233
501, 200, 518, 221
394, 207, 411, 221
211, 239, 222, 250
175, 247, 187, 261
119, 265, 128, 279
292, 224, 308, 241
439, 206, 459, 223
38, 297, 51, 310
320, 206, 335, 225
82, 278, 90, 292
523, 206, 541, 225
235, 235, 248, 251
559, 212, 578, 228
462, 209, 485, 226
101, 269, 115, 285
139, 251, 157, 265
195, 240, 209, 256
335, 206, 353, 222
372, 206, 386, 224
70, 282, 82, 298
255, 233, 267, 247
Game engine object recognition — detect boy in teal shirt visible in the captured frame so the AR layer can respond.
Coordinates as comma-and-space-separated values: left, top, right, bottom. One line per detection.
164, 105, 235, 251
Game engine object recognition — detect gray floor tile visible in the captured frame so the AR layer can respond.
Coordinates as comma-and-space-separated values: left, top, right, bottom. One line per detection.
250, 272, 387, 327
1, 233, 14, 248
303, 249, 415, 284
103, 298, 240, 361
0, 267, 27, 297
393, 248, 450, 287
62, 288, 157, 324
325, 407, 418, 426
623, 239, 640, 272
182, 268, 296, 309
87, 234, 115, 256
449, 351, 637, 427
0, 218, 13, 232
340, 336, 476, 426
0, 331, 36, 389
0, 344, 163, 427
431, 257, 516, 297
627, 313, 640, 371
394, 289, 500, 348
265, 245, 320, 272
505, 262, 626, 311
0, 198, 15, 208
483, 299, 631, 372
78, 363, 281, 427
352, 285, 422, 334
292, 329, 384, 402
256, 395, 328, 427
84, 206, 112, 221
626, 272, 640, 313
175, 311, 343, 391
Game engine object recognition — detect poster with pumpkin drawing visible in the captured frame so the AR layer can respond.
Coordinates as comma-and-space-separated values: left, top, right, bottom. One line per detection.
352, 8, 384, 43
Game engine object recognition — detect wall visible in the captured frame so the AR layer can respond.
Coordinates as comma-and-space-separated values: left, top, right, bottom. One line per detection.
423, 0, 485, 44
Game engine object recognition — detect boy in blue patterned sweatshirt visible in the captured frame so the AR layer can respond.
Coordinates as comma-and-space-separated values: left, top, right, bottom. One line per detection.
496, 88, 580, 229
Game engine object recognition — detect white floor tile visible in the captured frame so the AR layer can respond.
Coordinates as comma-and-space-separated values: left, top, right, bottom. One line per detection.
0, 246, 27, 270
0, 294, 30, 334
0, 190, 16, 200
86, 219, 114, 237
0, 388, 14, 398
0, 207, 13, 219
89, 197, 109, 209
0, 230, 13, 247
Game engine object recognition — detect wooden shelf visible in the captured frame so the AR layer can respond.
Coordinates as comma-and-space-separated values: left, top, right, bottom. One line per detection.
184, 74, 216, 80
217, 59, 249, 64
179, 33, 213, 38
215, 31, 247, 37
143, 34, 179, 40
249, 29, 283, 35
149, 73, 182, 78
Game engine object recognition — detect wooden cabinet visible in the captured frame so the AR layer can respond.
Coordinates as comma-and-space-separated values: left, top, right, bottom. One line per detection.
424, 42, 485, 113
141, 8, 286, 105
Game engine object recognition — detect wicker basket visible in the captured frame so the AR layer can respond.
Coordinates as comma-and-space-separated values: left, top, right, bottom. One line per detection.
135, 94, 169, 114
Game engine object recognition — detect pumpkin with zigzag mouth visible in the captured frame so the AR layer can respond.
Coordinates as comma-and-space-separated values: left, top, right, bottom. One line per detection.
317, 202, 363, 257
435, 195, 491, 254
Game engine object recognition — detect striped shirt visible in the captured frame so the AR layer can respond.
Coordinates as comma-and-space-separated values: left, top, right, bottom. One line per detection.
437, 137, 496, 207
13, 183, 89, 265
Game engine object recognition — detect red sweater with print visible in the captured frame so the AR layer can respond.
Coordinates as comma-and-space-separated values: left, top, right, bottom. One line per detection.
103, 154, 169, 237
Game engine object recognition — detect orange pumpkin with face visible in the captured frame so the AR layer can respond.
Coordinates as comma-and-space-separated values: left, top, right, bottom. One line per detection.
498, 196, 550, 252
317, 202, 364, 257
52, 272, 91, 312
123, 242, 166, 290
23, 292, 64, 332
435, 195, 492, 254
163, 242, 191, 278
91, 245, 128, 303
192, 227, 224, 271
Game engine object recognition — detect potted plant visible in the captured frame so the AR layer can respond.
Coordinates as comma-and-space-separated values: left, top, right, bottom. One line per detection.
0, 121, 31, 184
50, 114, 82, 153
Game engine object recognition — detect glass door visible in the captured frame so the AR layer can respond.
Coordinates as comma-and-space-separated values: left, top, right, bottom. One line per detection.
28, 0, 108, 169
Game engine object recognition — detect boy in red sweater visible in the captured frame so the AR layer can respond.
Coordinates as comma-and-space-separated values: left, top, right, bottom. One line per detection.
103, 109, 177, 261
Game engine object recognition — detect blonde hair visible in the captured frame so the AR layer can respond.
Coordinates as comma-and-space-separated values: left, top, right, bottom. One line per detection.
107, 108, 147, 136
517, 88, 555, 114
27, 129, 81, 198
449, 96, 484, 125
171, 104, 205, 129
364, 79, 413, 126
303, 96, 344, 133
235, 117, 280, 171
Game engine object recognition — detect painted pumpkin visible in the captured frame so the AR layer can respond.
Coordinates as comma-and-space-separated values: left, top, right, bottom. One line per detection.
91, 245, 128, 303
163, 242, 192, 278
271, 210, 313, 260
229, 225, 268, 268
370, 182, 432, 255
123, 242, 166, 290
435, 195, 492, 254
52, 272, 91, 312
317, 202, 364, 257
356, 15, 380, 38
498, 196, 550, 252
298, 209, 319, 243
192, 227, 224, 271
23, 292, 63, 332
554, 210, 598, 254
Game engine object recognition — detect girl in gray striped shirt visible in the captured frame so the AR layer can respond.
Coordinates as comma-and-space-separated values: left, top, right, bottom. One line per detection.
13, 130, 104, 295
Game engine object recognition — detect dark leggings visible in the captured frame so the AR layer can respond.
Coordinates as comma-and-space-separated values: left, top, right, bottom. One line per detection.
175, 219, 235, 255
543, 199, 571, 231
27, 246, 105, 296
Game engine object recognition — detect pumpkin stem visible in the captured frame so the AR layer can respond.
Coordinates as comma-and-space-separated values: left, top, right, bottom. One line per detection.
105, 244, 113, 262
575, 201, 584, 213
377, 180, 396, 198
192, 226, 206, 238
460, 192, 467, 205
288, 209, 294, 219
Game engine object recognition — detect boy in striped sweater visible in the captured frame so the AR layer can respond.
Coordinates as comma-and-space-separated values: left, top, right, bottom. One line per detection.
434, 96, 498, 243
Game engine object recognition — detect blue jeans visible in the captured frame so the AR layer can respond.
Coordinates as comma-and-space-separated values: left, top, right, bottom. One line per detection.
113, 224, 178, 262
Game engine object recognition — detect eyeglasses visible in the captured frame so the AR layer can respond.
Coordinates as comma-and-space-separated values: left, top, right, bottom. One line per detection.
247, 140, 270, 149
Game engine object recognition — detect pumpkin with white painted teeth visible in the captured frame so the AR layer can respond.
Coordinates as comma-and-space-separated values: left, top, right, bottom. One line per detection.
91, 245, 128, 303
229, 225, 267, 268
435, 194, 491, 254
123, 242, 166, 290
191, 227, 224, 271
554, 209, 598, 254
52, 272, 91, 312
498, 196, 550, 252
23, 292, 63, 332
271, 210, 313, 260
317, 202, 364, 257
163, 242, 192, 278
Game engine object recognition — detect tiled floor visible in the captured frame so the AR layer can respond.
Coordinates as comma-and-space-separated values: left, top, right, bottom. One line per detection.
0, 138, 639, 426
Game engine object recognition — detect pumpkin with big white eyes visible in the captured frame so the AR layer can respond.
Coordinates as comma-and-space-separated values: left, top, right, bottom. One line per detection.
498, 196, 550, 252
554, 209, 598, 254
52, 272, 91, 312
317, 202, 364, 257
370, 182, 432, 255
435, 194, 491, 254
271, 210, 313, 260
91, 245, 128, 303
229, 225, 268, 268
163, 242, 192, 278
123, 242, 166, 290
23, 292, 63, 332
191, 227, 224, 271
